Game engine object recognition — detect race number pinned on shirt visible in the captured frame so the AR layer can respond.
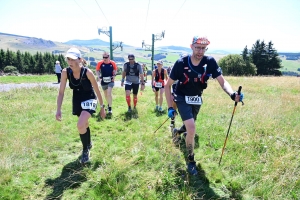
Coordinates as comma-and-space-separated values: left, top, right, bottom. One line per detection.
81, 99, 97, 110
103, 77, 111, 83
155, 82, 162, 88
125, 81, 132, 85
185, 95, 202, 105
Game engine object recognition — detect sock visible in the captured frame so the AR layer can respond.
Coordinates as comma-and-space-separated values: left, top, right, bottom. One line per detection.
188, 154, 195, 162
86, 127, 91, 146
108, 106, 112, 111
80, 131, 89, 151
126, 96, 131, 106
171, 117, 175, 125
133, 97, 137, 107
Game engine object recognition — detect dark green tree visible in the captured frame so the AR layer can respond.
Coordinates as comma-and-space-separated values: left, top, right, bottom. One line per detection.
250, 40, 282, 76
36, 52, 45, 74
29, 55, 36, 74
14, 50, 24, 73
0, 49, 5, 71
5, 49, 15, 67
23, 52, 31, 73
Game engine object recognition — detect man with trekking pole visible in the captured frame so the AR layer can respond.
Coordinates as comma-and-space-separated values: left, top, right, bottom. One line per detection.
165, 36, 244, 175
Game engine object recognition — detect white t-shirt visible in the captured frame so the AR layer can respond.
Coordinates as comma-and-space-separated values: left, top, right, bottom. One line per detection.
55, 64, 62, 73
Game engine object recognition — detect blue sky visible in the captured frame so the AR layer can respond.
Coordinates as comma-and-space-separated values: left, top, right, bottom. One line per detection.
0, 0, 299, 52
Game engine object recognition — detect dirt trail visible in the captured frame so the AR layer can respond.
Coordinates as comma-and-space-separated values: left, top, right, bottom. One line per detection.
0, 81, 152, 92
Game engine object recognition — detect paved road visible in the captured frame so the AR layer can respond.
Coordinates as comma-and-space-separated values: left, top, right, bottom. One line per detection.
0, 81, 153, 92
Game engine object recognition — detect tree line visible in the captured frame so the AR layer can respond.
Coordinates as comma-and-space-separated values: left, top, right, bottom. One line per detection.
0, 49, 68, 74
218, 40, 282, 76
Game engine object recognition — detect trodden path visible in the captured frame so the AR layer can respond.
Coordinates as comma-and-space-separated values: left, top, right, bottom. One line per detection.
0, 81, 153, 92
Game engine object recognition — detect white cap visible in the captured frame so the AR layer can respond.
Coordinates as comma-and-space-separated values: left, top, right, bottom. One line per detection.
157, 60, 163, 65
55, 60, 60, 64
65, 48, 81, 59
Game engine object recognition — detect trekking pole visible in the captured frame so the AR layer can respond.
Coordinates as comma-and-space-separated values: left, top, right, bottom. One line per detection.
154, 117, 170, 133
219, 86, 243, 166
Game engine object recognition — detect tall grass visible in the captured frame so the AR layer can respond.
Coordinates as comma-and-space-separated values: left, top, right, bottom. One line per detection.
0, 76, 299, 199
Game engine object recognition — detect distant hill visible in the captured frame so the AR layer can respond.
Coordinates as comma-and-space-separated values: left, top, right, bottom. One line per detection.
0, 32, 76, 54
159, 45, 191, 53
64, 39, 132, 48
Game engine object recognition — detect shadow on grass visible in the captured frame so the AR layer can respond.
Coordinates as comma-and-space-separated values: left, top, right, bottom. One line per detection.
44, 161, 88, 200
172, 135, 222, 199
120, 109, 139, 121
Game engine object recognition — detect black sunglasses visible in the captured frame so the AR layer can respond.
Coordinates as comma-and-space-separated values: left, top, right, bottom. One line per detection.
129, 58, 134, 60
103, 57, 109, 59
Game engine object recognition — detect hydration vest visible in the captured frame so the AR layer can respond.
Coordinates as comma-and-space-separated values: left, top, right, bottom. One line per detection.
125, 62, 139, 76
176, 56, 211, 96
66, 67, 93, 91
154, 68, 164, 82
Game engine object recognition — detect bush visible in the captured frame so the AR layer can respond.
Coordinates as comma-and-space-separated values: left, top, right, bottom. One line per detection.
4, 66, 18, 73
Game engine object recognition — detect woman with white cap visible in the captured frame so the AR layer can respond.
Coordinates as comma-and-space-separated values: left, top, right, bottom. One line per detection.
55, 47, 106, 164
54, 60, 62, 83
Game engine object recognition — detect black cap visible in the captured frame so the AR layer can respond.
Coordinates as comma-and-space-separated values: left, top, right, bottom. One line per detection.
128, 54, 135, 58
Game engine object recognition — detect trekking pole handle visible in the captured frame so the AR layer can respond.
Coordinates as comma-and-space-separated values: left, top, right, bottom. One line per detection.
237, 86, 242, 95
235, 86, 242, 106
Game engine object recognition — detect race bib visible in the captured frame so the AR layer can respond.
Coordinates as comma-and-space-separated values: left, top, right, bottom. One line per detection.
155, 82, 162, 88
81, 99, 97, 110
185, 95, 202, 105
125, 81, 132, 85
103, 76, 111, 83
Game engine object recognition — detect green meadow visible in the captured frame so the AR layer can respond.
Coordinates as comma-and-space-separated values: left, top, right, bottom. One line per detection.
0, 76, 299, 199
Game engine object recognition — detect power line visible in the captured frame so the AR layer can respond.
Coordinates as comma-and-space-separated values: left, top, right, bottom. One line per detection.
73, 0, 95, 23
170, 0, 187, 22
94, 0, 110, 25
144, 0, 151, 33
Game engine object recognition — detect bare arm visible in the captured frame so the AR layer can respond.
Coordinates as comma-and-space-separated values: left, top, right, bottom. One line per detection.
56, 69, 67, 121
151, 70, 155, 87
86, 69, 104, 105
165, 77, 175, 108
96, 70, 101, 79
216, 75, 234, 96
164, 69, 168, 81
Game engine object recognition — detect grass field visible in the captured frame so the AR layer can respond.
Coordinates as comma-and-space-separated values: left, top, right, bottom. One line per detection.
280, 58, 300, 75
0, 76, 299, 199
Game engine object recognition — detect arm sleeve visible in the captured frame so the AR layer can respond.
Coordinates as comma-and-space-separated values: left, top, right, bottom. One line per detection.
207, 57, 222, 78
112, 61, 118, 71
96, 61, 103, 71
169, 60, 182, 81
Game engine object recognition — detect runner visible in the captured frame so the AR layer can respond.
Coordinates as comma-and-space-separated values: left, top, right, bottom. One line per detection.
142, 64, 148, 83
121, 54, 145, 112
96, 52, 117, 114
55, 47, 106, 164
165, 36, 244, 175
151, 60, 168, 112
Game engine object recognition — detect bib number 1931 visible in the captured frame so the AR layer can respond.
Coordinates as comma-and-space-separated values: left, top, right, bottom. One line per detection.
81, 99, 97, 110
185, 95, 202, 105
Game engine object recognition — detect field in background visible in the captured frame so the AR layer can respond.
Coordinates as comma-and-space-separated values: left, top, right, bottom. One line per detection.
0, 76, 299, 199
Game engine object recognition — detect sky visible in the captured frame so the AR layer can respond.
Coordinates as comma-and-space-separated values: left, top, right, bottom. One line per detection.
0, 0, 299, 53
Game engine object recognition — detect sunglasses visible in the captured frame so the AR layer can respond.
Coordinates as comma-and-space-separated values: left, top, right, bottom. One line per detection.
129, 58, 134, 60
103, 57, 109, 59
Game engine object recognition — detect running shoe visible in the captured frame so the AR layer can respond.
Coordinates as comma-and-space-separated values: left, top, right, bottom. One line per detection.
80, 149, 90, 164
187, 161, 198, 175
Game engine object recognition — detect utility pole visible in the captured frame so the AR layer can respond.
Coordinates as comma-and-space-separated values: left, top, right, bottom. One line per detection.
142, 30, 165, 71
98, 26, 123, 60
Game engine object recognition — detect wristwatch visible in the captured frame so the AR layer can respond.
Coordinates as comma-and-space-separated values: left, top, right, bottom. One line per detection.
100, 105, 105, 108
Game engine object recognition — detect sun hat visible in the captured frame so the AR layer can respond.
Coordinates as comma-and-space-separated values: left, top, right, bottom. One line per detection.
65, 47, 81, 59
